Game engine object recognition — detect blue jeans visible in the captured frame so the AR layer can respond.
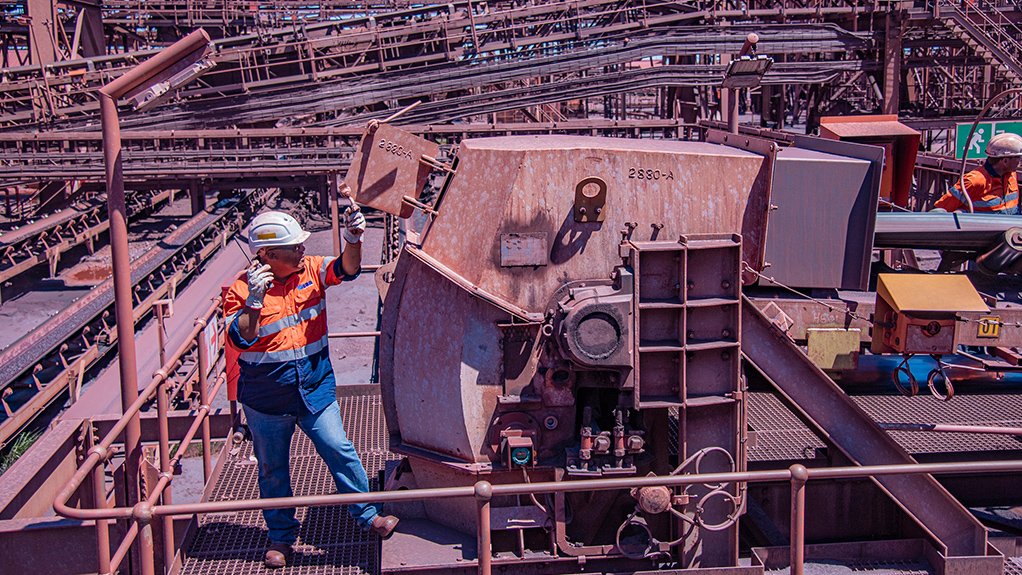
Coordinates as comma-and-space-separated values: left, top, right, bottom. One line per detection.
243, 401, 380, 544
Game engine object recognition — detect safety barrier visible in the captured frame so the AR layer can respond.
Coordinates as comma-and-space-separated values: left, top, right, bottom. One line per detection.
51, 295, 1022, 574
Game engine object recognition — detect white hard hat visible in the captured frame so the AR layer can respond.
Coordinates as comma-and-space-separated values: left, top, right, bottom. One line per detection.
986, 132, 1022, 158
247, 211, 310, 253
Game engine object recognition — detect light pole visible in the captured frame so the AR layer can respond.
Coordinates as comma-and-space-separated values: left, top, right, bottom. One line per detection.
98, 28, 212, 573
722, 33, 772, 134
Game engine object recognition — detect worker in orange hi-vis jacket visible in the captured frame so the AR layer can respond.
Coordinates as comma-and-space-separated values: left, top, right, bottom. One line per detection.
933, 132, 1021, 214
223, 185, 398, 569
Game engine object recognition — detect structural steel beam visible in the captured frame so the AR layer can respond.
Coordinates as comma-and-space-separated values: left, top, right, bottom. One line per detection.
741, 297, 988, 558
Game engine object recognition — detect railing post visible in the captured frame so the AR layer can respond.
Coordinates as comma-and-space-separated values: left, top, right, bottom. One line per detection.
134, 502, 157, 575
789, 464, 808, 575
195, 320, 213, 481
474, 481, 492, 575
156, 373, 176, 570
90, 444, 112, 574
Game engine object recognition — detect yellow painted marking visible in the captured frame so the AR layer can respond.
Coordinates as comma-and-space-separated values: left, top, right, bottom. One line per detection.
977, 316, 1000, 339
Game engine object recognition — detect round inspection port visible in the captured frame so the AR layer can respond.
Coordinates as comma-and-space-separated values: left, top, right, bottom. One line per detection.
573, 312, 621, 359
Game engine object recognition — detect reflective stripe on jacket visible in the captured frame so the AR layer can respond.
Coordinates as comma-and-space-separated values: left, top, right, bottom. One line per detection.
224, 255, 356, 415
934, 164, 1019, 214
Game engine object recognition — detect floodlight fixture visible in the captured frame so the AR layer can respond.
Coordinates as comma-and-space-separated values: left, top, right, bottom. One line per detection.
721, 55, 773, 89
132, 57, 217, 112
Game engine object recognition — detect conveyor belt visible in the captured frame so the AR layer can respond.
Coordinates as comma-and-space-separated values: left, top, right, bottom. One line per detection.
0, 204, 227, 388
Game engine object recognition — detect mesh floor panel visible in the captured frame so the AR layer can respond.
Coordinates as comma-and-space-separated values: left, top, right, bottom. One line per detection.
747, 392, 827, 462
765, 560, 933, 575
747, 391, 1022, 462
180, 393, 399, 575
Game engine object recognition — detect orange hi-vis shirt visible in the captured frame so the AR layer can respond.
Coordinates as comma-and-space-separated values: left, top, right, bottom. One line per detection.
224, 255, 356, 415
933, 164, 1018, 214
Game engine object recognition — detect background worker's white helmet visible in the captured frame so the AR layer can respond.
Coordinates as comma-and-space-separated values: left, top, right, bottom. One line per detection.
985, 132, 1022, 158
247, 211, 311, 253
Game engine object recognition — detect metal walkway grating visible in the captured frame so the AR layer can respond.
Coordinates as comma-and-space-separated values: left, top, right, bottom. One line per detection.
765, 560, 933, 575
747, 391, 1022, 462
180, 392, 400, 574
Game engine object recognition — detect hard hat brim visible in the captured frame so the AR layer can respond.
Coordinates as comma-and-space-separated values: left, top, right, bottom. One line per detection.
280, 230, 312, 245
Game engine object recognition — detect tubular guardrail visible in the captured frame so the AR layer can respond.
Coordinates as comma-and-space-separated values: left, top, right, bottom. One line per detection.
53, 297, 225, 575
51, 297, 1022, 574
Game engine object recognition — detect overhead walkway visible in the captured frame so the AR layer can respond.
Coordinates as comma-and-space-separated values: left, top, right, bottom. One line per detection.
937, 0, 1022, 84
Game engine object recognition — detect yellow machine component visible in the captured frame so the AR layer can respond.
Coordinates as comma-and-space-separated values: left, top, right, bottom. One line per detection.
872, 274, 989, 355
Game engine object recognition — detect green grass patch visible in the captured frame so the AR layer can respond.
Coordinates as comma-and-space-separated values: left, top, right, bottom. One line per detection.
0, 431, 41, 476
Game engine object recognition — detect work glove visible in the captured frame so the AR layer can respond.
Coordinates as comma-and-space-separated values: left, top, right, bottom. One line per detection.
342, 206, 366, 244
245, 262, 273, 309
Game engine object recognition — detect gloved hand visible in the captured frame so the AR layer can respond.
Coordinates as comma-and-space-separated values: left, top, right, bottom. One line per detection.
342, 206, 366, 244
245, 262, 273, 309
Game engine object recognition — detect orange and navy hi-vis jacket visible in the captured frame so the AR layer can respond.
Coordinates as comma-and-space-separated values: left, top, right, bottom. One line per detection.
933, 162, 1019, 214
224, 255, 358, 415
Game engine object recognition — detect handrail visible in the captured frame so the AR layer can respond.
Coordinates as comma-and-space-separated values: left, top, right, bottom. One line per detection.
54, 341, 1022, 575
53, 296, 224, 574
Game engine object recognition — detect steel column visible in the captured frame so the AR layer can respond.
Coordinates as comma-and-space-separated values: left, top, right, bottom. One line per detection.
883, 11, 903, 115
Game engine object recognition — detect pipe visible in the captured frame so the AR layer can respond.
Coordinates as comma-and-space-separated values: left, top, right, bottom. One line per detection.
89, 433, 111, 574
151, 459, 1022, 518
106, 520, 140, 575
54, 298, 221, 523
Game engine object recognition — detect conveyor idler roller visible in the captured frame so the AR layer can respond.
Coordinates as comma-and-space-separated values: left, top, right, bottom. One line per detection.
873, 212, 1022, 251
